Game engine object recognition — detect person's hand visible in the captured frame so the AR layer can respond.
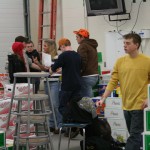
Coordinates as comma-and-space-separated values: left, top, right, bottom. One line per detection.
44, 66, 50, 70
49, 67, 53, 75
32, 56, 39, 65
56, 68, 62, 74
96, 97, 106, 107
142, 99, 148, 109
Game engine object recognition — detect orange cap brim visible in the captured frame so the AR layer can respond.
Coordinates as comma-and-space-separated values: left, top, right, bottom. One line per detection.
73, 31, 78, 34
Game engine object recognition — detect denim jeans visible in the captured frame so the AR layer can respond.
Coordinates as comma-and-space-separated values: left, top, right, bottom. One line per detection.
124, 110, 144, 150
44, 81, 62, 128
80, 75, 99, 97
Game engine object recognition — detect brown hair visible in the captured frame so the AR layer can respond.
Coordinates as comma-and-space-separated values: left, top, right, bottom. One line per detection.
123, 33, 141, 49
44, 39, 57, 59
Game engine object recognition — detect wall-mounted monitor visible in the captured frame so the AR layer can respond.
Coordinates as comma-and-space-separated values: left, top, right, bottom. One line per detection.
85, 0, 126, 16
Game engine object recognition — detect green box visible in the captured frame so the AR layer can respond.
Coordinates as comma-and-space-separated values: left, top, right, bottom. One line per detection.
97, 52, 102, 63
146, 111, 150, 131
145, 134, 150, 150
0, 130, 5, 148
7, 146, 13, 150
93, 89, 99, 97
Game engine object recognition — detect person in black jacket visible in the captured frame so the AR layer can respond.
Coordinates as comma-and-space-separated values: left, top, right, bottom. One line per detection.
50, 38, 82, 122
26, 40, 41, 93
50, 38, 82, 137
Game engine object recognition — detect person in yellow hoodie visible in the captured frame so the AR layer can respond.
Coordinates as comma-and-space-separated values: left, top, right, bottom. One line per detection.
96, 33, 150, 150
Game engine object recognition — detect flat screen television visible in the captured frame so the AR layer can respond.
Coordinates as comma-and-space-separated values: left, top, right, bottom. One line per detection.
85, 0, 126, 16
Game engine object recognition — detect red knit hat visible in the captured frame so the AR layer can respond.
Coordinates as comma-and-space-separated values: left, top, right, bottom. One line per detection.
73, 29, 89, 38
12, 42, 24, 59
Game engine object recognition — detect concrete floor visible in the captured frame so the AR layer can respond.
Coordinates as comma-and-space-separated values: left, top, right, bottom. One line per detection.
52, 133, 83, 150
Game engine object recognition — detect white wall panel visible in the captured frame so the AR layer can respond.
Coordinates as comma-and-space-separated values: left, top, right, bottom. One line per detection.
0, 0, 25, 72
62, 0, 85, 50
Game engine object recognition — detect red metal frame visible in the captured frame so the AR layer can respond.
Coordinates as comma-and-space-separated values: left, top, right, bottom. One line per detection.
38, 0, 57, 51
50, 0, 57, 40
38, 0, 44, 51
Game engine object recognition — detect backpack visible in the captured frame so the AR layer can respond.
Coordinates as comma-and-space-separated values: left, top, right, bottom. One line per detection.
80, 118, 125, 150
80, 136, 111, 150
80, 137, 125, 150
8, 54, 27, 83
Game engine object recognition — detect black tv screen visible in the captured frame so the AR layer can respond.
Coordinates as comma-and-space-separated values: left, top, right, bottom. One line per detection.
85, 0, 126, 16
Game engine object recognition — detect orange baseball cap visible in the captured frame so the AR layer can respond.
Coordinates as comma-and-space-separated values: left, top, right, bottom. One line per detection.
73, 29, 89, 38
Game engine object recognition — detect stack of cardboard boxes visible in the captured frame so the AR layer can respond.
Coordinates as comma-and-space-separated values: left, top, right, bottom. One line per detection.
105, 97, 129, 143
0, 73, 35, 145
143, 84, 150, 150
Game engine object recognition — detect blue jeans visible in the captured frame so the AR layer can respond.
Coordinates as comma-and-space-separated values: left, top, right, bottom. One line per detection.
80, 75, 99, 97
44, 81, 62, 128
124, 110, 144, 150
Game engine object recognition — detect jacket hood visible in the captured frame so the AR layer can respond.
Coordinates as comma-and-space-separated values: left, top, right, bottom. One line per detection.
81, 39, 98, 48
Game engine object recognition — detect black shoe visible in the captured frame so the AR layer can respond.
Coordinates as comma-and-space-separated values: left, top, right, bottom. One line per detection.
54, 129, 59, 134
50, 127, 55, 132
64, 131, 69, 137
70, 129, 80, 139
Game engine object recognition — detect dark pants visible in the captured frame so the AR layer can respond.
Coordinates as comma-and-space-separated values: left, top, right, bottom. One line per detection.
31, 77, 40, 94
124, 110, 144, 150
59, 90, 81, 122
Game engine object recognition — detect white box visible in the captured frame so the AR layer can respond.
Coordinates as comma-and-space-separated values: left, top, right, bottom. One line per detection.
0, 114, 16, 128
104, 107, 124, 118
0, 99, 17, 115
6, 125, 35, 139
4, 83, 33, 98
0, 73, 9, 88
107, 118, 127, 130
111, 129, 129, 143
105, 97, 122, 108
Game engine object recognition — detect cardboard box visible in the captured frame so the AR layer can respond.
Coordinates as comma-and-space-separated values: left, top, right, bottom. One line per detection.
144, 108, 150, 132
0, 74, 9, 87
0, 99, 17, 115
111, 129, 129, 143
105, 97, 122, 108
6, 125, 35, 140
104, 107, 124, 118
107, 118, 127, 130
143, 132, 150, 150
4, 83, 33, 98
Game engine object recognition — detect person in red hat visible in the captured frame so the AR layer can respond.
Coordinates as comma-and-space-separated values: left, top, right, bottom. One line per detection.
73, 29, 99, 97
8, 42, 40, 83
